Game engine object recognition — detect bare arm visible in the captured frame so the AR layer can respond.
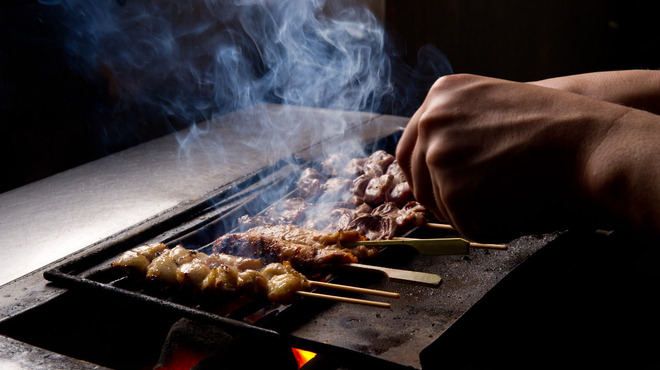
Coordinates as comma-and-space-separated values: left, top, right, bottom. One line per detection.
396, 73, 660, 242
531, 70, 660, 115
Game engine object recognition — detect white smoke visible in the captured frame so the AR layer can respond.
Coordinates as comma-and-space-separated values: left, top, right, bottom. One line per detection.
41, 0, 451, 181
49, 0, 392, 121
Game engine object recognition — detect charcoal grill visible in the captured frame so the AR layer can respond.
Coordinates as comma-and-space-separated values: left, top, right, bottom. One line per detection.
2, 104, 658, 369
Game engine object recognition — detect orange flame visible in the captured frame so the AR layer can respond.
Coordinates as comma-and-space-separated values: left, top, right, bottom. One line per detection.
153, 348, 206, 370
291, 347, 317, 368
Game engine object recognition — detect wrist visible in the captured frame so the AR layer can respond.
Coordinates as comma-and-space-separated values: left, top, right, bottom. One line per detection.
580, 107, 660, 234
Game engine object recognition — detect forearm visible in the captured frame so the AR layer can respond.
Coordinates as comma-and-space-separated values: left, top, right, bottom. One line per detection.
531, 70, 660, 115
581, 106, 660, 236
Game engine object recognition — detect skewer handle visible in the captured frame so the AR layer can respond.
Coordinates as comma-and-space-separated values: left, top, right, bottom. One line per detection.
344, 263, 442, 287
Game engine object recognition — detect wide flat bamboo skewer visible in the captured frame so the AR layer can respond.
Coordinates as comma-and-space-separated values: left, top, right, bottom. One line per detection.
309, 281, 400, 298
342, 263, 442, 287
296, 291, 391, 308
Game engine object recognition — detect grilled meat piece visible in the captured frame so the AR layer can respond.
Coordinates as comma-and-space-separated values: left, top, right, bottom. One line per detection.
237, 214, 270, 230
386, 159, 407, 183
386, 160, 414, 206
146, 252, 180, 285
145, 246, 198, 285
177, 258, 212, 289
347, 214, 396, 242
344, 157, 366, 177
395, 201, 431, 230
237, 197, 309, 230
351, 174, 372, 200
362, 150, 395, 178
321, 152, 366, 178
267, 273, 308, 303
319, 177, 353, 202
321, 153, 350, 177
265, 261, 311, 303
389, 181, 413, 207
298, 168, 327, 198
364, 173, 395, 206
314, 207, 361, 232
202, 264, 240, 293
237, 270, 269, 298
111, 243, 168, 275
111, 250, 150, 275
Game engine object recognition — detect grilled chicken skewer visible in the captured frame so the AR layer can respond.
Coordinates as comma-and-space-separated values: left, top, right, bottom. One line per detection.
112, 244, 397, 306
212, 225, 444, 286
233, 224, 381, 259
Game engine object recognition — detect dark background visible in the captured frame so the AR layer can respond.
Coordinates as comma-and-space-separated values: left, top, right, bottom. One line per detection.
2, 0, 660, 193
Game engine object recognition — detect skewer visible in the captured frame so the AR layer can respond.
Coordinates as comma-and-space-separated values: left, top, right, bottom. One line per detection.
425, 222, 456, 231
309, 281, 400, 298
343, 263, 442, 287
296, 291, 391, 308
469, 241, 509, 250
341, 238, 507, 256
394, 237, 509, 251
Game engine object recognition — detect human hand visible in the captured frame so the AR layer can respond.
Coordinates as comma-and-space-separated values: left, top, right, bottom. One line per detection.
396, 74, 632, 242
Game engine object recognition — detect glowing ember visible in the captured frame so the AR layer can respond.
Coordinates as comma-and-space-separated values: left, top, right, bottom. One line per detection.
291, 347, 317, 368
154, 348, 206, 370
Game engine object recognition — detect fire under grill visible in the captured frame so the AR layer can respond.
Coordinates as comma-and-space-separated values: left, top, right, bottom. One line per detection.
2, 106, 658, 369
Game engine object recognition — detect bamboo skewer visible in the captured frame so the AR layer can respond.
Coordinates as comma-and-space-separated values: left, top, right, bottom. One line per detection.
394, 237, 509, 251
341, 238, 507, 256
469, 242, 509, 250
343, 263, 442, 287
295, 278, 400, 308
309, 281, 400, 298
296, 291, 391, 308
425, 222, 456, 231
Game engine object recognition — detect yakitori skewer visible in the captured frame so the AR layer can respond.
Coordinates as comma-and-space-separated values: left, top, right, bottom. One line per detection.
111, 244, 399, 307
341, 238, 507, 256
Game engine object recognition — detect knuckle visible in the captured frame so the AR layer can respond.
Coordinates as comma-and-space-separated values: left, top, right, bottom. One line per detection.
429, 73, 477, 92
424, 129, 461, 168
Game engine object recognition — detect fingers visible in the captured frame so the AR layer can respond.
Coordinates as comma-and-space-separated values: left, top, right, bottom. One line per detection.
396, 107, 422, 193
397, 76, 461, 224
397, 105, 450, 224
410, 120, 450, 223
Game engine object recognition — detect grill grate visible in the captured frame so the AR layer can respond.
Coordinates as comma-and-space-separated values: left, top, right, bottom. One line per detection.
42, 131, 404, 342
